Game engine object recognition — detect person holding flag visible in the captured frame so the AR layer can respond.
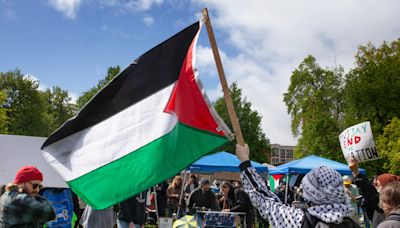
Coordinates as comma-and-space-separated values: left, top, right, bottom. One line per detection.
235, 144, 360, 227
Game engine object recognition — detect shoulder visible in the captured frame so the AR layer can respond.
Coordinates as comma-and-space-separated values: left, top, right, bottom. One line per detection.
4, 190, 29, 203
377, 219, 400, 228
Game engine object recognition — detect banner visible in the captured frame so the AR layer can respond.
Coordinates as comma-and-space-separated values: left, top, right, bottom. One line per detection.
339, 121, 379, 163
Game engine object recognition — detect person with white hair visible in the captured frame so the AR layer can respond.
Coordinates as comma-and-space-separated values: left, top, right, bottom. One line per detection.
235, 144, 360, 227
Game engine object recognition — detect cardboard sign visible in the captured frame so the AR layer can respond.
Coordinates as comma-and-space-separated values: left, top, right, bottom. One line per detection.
339, 121, 379, 163
158, 217, 173, 228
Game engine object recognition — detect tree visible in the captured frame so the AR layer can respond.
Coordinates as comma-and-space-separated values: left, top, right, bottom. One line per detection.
42, 86, 76, 132
376, 117, 400, 175
283, 55, 344, 160
344, 39, 400, 136
214, 82, 270, 163
342, 40, 400, 175
0, 69, 51, 136
76, 66, 120, 110
0, 90, 8, 134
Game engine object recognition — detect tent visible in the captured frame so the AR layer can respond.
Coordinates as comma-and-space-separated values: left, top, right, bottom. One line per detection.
0, 134, 67, 187
176, 152, 271, 215
269, 155, 366, 175
188, 151, 270, 173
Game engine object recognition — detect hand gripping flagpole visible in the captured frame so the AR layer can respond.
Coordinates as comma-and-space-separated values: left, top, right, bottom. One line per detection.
202, 8, 245, 146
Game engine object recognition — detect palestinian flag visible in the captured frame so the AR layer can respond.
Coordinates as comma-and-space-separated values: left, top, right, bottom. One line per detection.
41, 21, 233, 210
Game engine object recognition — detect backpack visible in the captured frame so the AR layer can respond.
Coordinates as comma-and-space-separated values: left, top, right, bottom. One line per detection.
302, 209, 361, 228
42, 188, 74, 228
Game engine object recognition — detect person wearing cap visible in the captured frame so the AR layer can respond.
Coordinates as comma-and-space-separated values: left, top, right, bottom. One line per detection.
236, 144, 360, 227
0, 166, 55, 227
343, 175, 361, 223
187, 178, 219, 214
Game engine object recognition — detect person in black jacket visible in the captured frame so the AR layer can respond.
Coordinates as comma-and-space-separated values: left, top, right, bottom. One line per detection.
220, 180, 256, 227
117, 190, 147, 228
187, 178, 219, 214
155, 181, 168, 217
349, 157, 400, 227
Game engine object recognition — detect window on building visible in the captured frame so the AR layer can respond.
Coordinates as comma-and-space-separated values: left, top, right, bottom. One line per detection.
280, 149, 285, 158
272, 148, 279, 157
287, 149, 293, 159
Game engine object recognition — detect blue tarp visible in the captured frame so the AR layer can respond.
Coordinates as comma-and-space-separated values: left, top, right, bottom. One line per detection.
188, 151, 269, 173
269, 155, 366, 175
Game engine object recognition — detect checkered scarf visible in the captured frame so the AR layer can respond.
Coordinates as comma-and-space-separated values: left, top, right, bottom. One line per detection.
301, 166, 355, 223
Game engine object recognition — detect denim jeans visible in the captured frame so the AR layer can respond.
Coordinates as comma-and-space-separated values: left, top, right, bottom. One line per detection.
117, 219, 142, 228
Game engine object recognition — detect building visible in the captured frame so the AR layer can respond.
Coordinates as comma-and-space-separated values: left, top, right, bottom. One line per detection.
270, 144, 295, 165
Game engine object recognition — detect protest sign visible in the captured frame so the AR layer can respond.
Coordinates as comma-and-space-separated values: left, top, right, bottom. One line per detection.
339, 121, 379, 163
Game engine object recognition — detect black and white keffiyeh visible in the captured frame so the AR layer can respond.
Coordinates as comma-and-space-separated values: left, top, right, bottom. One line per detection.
301, 166, 355, 223
240, 162, 356, 227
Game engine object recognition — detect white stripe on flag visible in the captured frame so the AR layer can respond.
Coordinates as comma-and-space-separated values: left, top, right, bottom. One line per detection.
42, 85, 177, 181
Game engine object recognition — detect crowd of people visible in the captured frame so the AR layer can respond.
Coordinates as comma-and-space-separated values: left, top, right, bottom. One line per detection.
0, 145, 399, 228
236, 144, 400, 228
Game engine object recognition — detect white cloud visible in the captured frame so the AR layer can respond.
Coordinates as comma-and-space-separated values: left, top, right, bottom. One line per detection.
125, 0, 164, 12
24, 74, 48, 91
194, 0, 400, 145
47, 0, 81, 19
101, 24, 133, 38
69, 92, 79, 104
143, 15, 155, 26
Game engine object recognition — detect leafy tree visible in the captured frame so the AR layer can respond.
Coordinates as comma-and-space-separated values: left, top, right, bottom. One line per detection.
283, 55, 344, 160
76, 66, 120, 110
0, 69, 51, 136
42, 86, 76, 132
0, 90, 8, 133
376, 117, 400, 175
214, 82, 270, 163
342, 40, 400, 174
344, 39, 400, 135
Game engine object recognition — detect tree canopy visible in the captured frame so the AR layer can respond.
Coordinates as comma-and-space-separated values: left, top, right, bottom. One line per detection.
0, 90, 8, 134
283, 55, 344, 160
76, 66, 120, 110
344, 40, 400, 135
376, 117, 400, 175
0, 69, 51, 136
285, 39, 400, 174
42, 86, 76, 133
214, 82, 270, 163
0, 69, 76, 137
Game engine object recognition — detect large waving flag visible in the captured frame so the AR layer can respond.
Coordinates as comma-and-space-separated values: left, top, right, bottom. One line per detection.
41, 21, 233, 209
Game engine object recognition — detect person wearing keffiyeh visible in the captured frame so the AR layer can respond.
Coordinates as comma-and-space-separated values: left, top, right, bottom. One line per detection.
235, 144, 359, 228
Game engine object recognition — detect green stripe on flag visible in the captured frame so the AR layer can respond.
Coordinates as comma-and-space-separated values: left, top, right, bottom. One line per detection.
68, 122, 228, 209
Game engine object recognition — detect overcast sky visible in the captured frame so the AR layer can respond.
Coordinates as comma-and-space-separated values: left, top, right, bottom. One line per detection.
1, 0, 399, 145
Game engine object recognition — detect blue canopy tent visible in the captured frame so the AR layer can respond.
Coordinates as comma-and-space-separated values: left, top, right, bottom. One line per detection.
188, 151, 270, 173
175, 152, 270, 215
269, 155, 366, 175
269, 155, 366, 204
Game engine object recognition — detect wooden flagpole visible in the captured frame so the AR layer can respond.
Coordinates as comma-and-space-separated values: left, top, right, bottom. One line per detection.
202, 8, 245, 146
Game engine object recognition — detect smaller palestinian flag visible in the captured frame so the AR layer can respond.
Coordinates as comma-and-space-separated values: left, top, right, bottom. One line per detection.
41, 21, 233, 210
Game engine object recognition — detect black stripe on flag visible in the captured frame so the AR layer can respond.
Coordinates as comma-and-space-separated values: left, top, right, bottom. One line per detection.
43, 22, 200, 148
